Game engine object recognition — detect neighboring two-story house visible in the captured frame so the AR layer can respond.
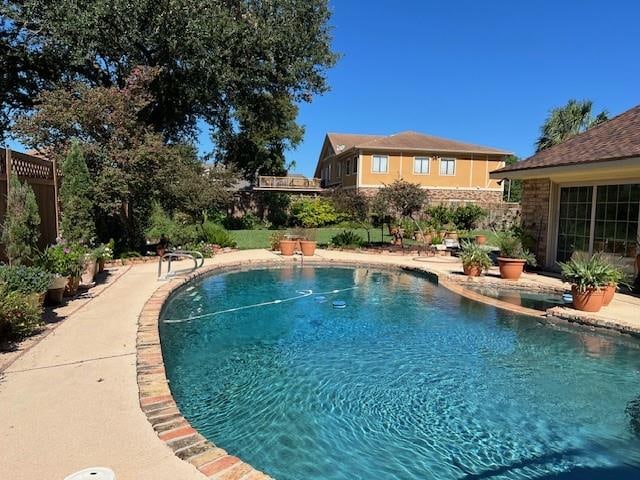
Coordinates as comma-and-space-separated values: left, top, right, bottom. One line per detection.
313, 131, 511, 203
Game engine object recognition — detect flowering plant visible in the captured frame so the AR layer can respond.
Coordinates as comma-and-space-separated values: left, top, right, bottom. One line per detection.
93, 240, 114, 261
39, 240, 87, 277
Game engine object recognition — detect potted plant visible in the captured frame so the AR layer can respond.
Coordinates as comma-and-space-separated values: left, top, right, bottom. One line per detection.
279, 237, 297, 256
40, 241, 87, 297
595, 253, 628, 306
444, 222, 458, 241
299, 229, 317, 256
559, 252, 611, 312
474, 233, 487, 245
460, 241, 492, 277
0, 265, 54, 306
93, 240, 114, 272
496, 232, 536, 280
269, 232, 286, 251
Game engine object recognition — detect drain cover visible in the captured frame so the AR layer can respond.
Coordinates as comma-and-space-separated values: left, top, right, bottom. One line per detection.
64, 467, 115, 480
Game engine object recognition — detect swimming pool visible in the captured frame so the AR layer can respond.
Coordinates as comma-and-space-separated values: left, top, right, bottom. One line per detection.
464, 285, 569, 311
160, 266, 640, 480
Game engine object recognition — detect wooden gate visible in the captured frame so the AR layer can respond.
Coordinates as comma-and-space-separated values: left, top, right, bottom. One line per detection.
0, 149, 60, 257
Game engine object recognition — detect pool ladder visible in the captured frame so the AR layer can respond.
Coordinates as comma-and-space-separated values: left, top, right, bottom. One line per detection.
158, 250, 204, 280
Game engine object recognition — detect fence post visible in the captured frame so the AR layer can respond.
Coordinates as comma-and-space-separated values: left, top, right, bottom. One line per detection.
52, 157, 60, 238
4, 148, 11, 196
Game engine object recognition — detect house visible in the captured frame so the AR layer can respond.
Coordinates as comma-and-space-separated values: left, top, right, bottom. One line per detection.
313, 131, 511, 203
490, 104, 640, 270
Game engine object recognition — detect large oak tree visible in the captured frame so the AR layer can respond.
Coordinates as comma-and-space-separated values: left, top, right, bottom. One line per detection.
1, 0, 337, 176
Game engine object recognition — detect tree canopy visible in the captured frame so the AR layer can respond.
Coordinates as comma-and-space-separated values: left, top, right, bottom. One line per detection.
535, 99, 608, 152
1, 0, 337, 175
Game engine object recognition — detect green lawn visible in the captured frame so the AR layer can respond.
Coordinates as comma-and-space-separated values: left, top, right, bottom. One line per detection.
229, 227, 499, 250
229, 227, 388, 250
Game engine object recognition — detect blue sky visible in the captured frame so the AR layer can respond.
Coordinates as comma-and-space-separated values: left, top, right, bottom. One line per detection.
8, 1, 640, 176
280, 0, 640, 175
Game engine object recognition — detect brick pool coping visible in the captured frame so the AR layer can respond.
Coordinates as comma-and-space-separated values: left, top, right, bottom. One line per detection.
136, 255, 638, 480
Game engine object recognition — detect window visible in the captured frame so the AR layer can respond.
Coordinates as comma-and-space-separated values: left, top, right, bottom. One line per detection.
440, 158, 455, 176
337, 162, 342, 178
346, 160, 351, 175
414, 157, 430, 174
372, 155, 388, 173
353, 156, 358, 173
555, 183, 640, 263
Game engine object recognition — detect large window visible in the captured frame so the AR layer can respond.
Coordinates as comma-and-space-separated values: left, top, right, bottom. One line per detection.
414, 157, 430, 174
440, 158, 456, 176
556, 186, 594, 262
594, 184, 640, 257
372, 155, 388, 173
556, 183, 640, 262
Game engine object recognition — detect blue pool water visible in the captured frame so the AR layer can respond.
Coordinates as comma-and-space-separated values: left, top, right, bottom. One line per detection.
160, 266, 640, 480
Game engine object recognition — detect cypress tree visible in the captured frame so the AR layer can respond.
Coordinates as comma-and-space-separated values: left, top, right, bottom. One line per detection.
1, 172, 41, 265
60, 141, 95, 244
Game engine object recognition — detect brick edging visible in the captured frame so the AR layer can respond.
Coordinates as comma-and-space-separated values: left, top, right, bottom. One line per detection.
136, 255, 636, 480
137, 261, 275, 480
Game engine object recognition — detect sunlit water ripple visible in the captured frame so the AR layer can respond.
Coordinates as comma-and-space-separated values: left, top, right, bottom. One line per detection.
160, 266, 640, 480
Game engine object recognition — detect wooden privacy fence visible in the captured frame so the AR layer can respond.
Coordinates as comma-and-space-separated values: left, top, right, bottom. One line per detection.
0, 148, 60, 255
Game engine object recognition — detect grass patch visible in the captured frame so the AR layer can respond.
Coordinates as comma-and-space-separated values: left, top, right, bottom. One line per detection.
228, 227, 499, 250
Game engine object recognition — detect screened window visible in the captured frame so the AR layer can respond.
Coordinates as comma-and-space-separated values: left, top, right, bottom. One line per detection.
556, 186, 594, 262
414, 157, 430, 174
440, 158, 456, 176
346, 160, 351, 175
593, 184, 640, 257
372, 155, 388, 173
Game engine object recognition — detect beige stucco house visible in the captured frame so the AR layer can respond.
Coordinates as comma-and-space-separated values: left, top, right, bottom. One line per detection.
491, 104, 640, 270
314, 131, 511, 203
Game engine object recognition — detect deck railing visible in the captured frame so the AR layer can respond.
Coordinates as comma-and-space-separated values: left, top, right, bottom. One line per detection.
257, 176, 322, 190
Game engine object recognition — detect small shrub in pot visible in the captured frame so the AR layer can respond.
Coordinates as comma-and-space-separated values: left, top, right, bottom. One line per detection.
459, 241, 492, 277
496, 233, 536, 280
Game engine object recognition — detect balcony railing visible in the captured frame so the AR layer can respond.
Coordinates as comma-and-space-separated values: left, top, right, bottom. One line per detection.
256, 176, 322, 191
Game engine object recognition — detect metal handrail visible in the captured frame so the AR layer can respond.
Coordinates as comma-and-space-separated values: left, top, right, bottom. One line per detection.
158, 250, 204, 280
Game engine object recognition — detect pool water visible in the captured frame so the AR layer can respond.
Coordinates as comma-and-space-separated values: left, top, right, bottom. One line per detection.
464, 286, 569, 311
160, 266, 640, 480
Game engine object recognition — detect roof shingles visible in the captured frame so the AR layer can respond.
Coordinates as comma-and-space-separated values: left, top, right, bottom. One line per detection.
326, 131, 510, 156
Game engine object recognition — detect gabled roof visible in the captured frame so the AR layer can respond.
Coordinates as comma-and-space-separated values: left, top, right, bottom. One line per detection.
493, 104, 640, 175
326, 133, 382, 153
326, 131, 510, 156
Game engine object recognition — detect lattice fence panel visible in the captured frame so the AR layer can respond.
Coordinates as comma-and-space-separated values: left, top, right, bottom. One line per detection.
10, 151, 54, 180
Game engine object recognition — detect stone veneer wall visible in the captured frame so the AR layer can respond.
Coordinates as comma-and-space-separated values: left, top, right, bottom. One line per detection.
521, 178, 552, 267
358, 187, 503, 204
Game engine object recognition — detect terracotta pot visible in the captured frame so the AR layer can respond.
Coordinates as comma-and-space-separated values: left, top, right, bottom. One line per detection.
47, 288, 65, 305
445, 231, 458, 241
475, 234, 487, 245
98, 258, 106, 273
602, 283, 616, 306
497, 257, 526, 281
299, 240, 317, 256
64, 276, 81, 297
571, 285, 605, 312
463, 264, 482, 277
81, 256, 98, 286
279, 239, 296, 256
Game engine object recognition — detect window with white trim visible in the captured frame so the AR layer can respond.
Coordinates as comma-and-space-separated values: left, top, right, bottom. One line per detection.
372, 155, 388, 173
346, 160, 351, 175
337, 162, 342, 178
414, 157, 430, 174
439, 157, 456, 176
